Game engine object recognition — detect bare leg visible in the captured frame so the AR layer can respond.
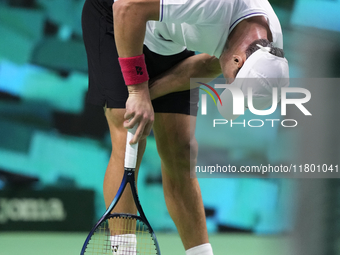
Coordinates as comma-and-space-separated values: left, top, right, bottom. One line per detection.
153, 113, 208, 250
104, 108, 146, 214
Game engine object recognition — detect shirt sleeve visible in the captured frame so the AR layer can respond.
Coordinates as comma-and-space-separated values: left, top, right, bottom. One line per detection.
159, 0, 232, 24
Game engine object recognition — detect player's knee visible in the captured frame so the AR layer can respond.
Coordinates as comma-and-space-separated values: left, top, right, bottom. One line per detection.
158, 136, 198, 168
105, 108, 125, 128
104, 108, 130, 149
188, 138, 198, 165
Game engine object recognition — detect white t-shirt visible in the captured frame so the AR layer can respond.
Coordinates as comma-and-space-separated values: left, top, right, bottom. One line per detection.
144, 0, 283, 58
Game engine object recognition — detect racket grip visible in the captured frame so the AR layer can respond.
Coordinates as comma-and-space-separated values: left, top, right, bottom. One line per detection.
124, 124, 139, 169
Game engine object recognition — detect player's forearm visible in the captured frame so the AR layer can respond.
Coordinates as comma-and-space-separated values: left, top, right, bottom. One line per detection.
113, 1, 146, 57
113, 0, 159, 93
149, 54, 222, 100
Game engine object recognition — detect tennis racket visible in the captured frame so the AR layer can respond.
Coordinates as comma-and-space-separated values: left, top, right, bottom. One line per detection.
81, 125, 161, 255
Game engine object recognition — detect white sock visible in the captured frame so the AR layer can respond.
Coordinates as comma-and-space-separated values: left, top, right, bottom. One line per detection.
185, 243, 214, 255
110, 234, 137, 255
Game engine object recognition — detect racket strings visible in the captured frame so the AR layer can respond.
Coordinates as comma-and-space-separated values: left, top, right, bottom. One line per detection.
84, 215, 158, 254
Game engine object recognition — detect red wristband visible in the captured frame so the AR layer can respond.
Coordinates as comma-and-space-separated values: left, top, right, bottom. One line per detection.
118, 54, 149, 85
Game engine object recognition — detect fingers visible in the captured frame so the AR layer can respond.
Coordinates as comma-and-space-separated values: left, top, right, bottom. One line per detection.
123, 87, 154, 144
123, 110, 154, 145
123, 110, 137, 129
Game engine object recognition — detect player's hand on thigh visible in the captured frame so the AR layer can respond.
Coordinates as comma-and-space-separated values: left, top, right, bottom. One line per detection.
124, 82, 154, 144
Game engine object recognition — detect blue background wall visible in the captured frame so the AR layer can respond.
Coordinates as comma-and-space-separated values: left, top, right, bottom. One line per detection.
0, 0, 339, 235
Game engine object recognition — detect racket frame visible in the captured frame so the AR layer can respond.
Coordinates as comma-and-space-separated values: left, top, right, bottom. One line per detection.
81, 126, 161, 255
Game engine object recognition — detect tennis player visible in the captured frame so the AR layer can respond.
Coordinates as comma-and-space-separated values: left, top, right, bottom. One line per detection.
81, 0, 288, 254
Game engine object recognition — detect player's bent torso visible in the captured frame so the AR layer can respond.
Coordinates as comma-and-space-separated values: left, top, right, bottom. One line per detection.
145, 0, 284, 58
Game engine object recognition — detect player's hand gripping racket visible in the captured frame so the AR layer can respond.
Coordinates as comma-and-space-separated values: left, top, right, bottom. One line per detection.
81, 125, 161, 255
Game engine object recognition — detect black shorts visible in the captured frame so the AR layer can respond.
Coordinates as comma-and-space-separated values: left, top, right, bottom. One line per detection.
81, 0, 199, 116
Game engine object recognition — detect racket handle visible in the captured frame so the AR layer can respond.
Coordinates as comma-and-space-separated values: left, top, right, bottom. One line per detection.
124, 124, 139, 169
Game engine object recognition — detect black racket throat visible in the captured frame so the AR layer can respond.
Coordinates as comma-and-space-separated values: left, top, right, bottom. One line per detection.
124, 167, 135, 172
115, 167, 150, 226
